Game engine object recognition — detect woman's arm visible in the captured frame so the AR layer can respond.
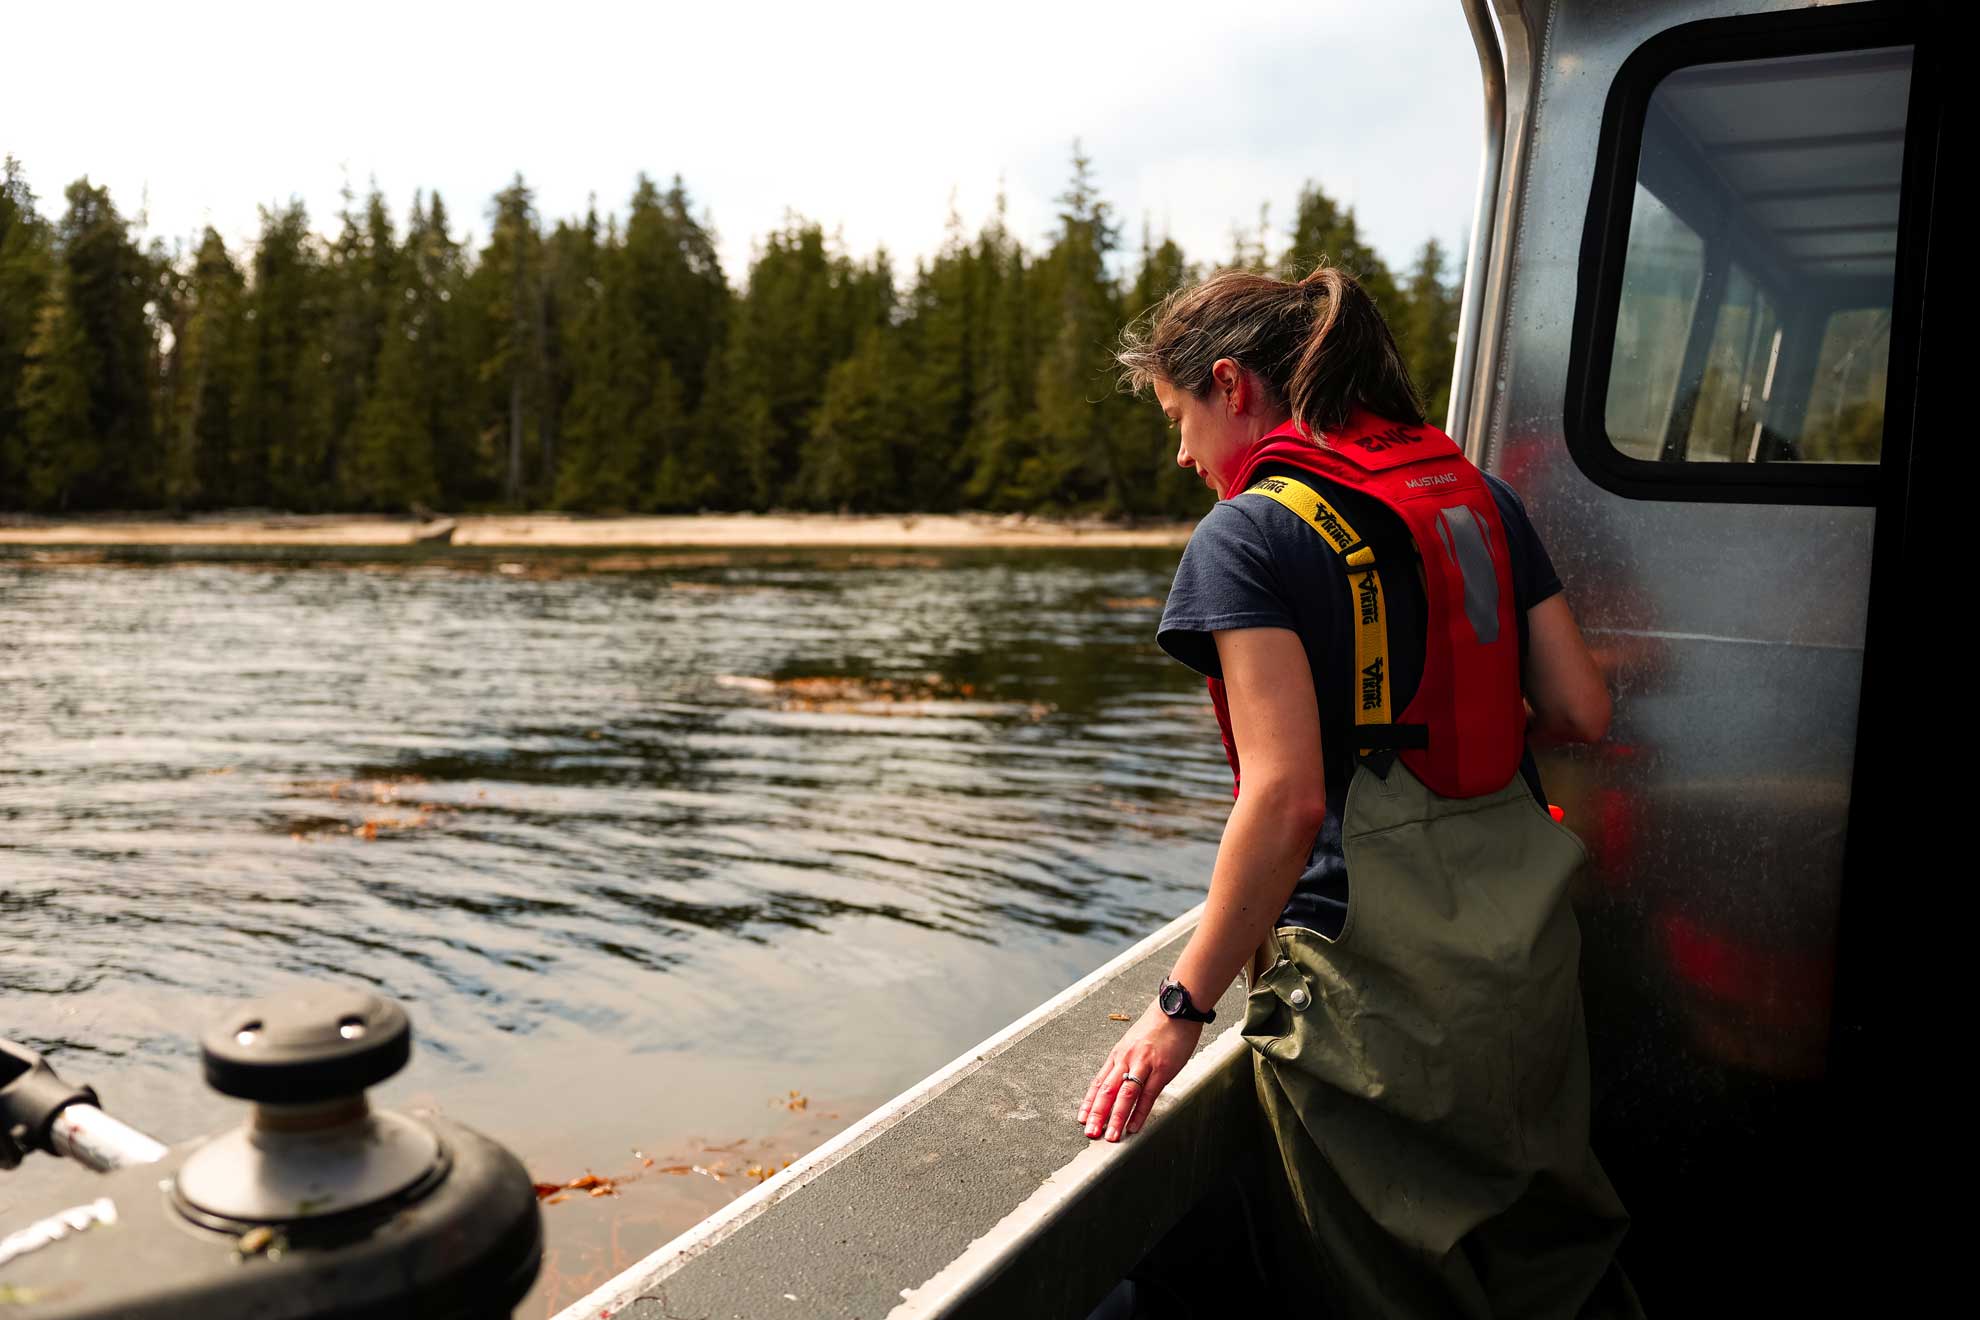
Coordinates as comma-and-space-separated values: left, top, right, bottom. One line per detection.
1523, 593, 1611, 743
1078, 626, 1326, 1142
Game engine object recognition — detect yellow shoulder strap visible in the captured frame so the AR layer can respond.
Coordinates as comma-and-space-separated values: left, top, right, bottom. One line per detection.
1241, 476, 1393, 739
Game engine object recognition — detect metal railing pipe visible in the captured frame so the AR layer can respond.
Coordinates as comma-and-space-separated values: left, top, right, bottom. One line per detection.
1452, 1, 1543, 469
1447, 0, 1509, 451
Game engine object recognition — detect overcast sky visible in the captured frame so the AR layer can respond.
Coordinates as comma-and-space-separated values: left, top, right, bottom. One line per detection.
3, 0, 1486, 283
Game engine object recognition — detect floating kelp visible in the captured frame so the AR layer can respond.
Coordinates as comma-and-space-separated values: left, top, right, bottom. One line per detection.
478, 551, 747, 580
293, 775, 429, 803
842, 552, 945, 570
715, 673, 1051, 719
532, 1172, 622, 1206
21, 549, 111, 566
282, 776, 457, 842
581, 552, 738, 574
664, 578, 781, 595
531, 1119, 811, 1210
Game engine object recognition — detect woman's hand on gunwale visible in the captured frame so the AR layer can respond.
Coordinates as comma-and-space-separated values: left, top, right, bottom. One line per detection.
1077, 1002, 1204, 1142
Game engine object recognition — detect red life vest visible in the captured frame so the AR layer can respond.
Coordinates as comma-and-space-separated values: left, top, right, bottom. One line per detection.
1203, 409, 1525, 801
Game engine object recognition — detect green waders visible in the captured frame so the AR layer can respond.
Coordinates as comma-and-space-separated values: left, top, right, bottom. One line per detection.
1243, 760, 1640, 1319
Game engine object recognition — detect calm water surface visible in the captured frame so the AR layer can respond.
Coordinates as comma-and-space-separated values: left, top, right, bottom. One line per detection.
0, 545, 1228, 1314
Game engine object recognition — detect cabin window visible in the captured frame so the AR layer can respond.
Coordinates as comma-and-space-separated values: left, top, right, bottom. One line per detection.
1589, 41, 1914, 491
1607, 186, 1705, 461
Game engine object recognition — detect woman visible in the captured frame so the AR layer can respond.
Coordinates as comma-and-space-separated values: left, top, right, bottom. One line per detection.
1079, 267, 1638, 1317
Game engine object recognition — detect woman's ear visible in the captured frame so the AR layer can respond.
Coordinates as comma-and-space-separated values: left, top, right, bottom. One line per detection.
1211, 358, 1245, 415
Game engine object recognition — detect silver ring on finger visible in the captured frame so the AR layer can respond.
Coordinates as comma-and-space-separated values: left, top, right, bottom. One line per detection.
1122, 1074, 1143, 1086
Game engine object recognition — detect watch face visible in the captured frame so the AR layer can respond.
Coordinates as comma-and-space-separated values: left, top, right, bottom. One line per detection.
1159, 983, 1184, 1015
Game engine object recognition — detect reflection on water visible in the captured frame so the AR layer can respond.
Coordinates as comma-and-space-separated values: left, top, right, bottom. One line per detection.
0, 546, 1226, 1315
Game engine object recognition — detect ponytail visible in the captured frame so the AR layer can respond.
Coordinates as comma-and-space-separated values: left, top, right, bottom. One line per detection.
1117, 262, 1423, 438
1286, 266, 1423, 433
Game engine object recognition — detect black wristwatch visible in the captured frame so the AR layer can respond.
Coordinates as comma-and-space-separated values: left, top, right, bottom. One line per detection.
1158, 977, 1215, 1024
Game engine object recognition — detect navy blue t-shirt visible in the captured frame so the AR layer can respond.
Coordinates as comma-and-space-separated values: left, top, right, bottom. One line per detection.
1158, 462, 1563, 938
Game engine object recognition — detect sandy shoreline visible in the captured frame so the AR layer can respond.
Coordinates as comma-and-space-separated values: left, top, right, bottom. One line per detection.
0, 511, 1195, 550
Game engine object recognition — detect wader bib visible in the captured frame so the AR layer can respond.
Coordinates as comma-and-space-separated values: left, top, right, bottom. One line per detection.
1225, 416, 1636, 1318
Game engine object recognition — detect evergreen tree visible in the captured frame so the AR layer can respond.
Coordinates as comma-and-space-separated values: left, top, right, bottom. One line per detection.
889, 258, 942, 500
1026, 144, 1125, 511
622, 177, 730, 512
44, 179, 158, 507
1227, 202, 1273, 273
554, 220, 645, 510
803, 327, 917, 510
624, 174, 729, 410
1283, 181, 1402, 315
406, 193, 475, 507
1122, 235, 1191, 322
722, 218, 890, 508
346, 283, 438, 509
540, 203, 603, 502
14, 268, 96, 509
323, 185, 397, 498
473, 176, 548, 505
1, 159, 1474, 519
0, 156, 55, 501
894, 214, 975, 510
165, 229, 249, 507
960, 194, 1037, 511
1394, 237, 1459, 426
149, 236, 194, 507
681, 314, 743, 510
598, 175, 731, 511
1122, 229, 1207, 519
242, 201, 332, 508
636, 357, 692, 511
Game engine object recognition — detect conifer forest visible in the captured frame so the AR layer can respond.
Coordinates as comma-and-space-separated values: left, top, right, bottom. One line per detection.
0, 150, 1461, 520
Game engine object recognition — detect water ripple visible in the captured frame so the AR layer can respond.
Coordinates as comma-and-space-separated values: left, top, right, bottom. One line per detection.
0, 547, 1228, 1238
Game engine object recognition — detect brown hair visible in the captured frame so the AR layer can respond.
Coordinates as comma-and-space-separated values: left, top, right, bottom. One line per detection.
1116, 264, 1423, 435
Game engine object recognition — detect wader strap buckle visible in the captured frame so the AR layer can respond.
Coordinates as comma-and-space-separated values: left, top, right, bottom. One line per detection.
1354, 724, 1427, 779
